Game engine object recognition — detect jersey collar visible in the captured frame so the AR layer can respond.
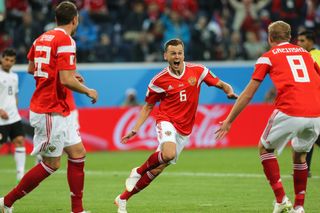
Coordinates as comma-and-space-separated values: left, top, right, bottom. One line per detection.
277, 42, 289, 46
167, 62, 186, 79
54, 27, 67, 35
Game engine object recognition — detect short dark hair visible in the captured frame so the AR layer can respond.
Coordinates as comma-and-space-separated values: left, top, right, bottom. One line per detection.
164, 38, 184, 52
55, 1, 78, 26
2, 48, 16, 58
298, 30, 316, 43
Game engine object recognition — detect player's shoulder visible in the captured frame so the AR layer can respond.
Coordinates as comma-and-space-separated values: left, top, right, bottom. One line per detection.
150, 67, 169, 84
37, 28, 74, 46
185, 62, 206, 70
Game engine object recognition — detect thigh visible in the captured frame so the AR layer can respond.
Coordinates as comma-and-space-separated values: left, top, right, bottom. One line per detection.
30, 111, 66, 157
8, 120, 25, 141
260, 110, 295, 152
292, 117, 320, 152
155, 121, 189, 164
64, 110, 82, 147
173, 134, 189, 164
156, 121, 177, 145
0, 124, 9, 144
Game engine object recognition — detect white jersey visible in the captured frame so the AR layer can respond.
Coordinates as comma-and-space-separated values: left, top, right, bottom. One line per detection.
0, 69, 21, 125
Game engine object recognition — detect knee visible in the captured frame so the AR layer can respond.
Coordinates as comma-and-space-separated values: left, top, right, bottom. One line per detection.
42, 158, 61, 170
162, 150, 176, 162
13, 136, 25, 147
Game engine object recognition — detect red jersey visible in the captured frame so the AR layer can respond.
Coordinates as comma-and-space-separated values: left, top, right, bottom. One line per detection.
252, 42, 320, 117
146, 62, 219, 135
27, 28, 77, 116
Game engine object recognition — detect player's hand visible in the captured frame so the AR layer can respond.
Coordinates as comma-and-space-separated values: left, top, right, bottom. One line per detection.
87, 89, 98, 104
75, 72, 84, 83
121, 130, 137, 144
0, 109, 9, 120
227, 93, 238, 99
215, 120, 231, 140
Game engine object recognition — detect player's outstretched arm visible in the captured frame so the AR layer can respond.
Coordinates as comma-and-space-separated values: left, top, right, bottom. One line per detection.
59, 70, 98, 103
215, 80, 238, 99
121, 103, 154, 144
215, 79, 261, 140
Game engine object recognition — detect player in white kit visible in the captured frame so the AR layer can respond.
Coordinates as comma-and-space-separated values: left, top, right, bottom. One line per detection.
0, 48, 26, 182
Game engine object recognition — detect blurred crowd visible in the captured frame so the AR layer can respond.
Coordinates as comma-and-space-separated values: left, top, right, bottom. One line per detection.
0, 0, 320, 63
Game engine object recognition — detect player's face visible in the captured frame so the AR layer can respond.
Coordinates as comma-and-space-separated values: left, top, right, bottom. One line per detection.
71, 15, 79, 36
297, 35, 312, 51
164, 44, 184, 73
1, 56, 16, 72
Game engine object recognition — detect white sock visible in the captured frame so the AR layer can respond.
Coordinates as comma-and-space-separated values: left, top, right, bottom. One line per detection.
14, 147, 26, 181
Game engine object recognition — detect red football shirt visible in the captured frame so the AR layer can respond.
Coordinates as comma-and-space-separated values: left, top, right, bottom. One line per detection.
146, 62, 220, 135
252, 42, 320, 117
27, 28, 77, 116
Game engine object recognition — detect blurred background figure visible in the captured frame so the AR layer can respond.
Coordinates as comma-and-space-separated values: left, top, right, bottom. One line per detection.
297, 30, 320, 177
123, 88, 140, 107
0, 48, 26, 182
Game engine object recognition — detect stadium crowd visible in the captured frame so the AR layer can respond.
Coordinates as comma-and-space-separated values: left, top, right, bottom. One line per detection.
0, 0, 319, 63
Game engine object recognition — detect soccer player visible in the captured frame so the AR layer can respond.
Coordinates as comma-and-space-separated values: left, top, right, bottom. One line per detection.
114, 38, 238, 213
215, 21, 320, 213
297, 30, 320, 178
0, 2, 98, 213
0, 48, 26, 182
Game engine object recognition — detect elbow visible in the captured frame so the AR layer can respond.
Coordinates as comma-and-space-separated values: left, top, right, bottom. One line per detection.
60, 78, 71, 87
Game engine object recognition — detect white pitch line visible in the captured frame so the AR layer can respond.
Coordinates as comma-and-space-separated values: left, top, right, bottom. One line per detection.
0, 169, 319, 179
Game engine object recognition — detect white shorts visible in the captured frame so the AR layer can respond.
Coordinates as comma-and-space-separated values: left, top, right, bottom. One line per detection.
29, 110, 82, 157
261, 110, 320, 153
156, 121, 189, 164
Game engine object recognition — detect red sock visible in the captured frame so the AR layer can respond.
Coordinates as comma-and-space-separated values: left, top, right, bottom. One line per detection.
4, 162, 55, 207
293, 163, 308, 208
260, 153, 286, 203
68, 157, 85, 213
136, 151, 165, 175
120, 171, 157, 200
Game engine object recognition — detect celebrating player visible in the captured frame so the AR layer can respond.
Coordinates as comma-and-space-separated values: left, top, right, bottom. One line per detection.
215, 21, 320, 213
0, 2, 97, 213
114, 38, 238, 213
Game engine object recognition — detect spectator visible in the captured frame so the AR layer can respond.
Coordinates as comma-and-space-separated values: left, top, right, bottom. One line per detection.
227, 31, 246, 60
160, 10, 191, 52
229, 0, 270, 33
243, 31, 267, 60
74, 10, 98, 62
13, 11, 42, 63
122, 88, 140, 106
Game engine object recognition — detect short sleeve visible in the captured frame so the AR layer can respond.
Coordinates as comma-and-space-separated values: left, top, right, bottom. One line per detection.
56, 37, 77, 71
145, 87, 162, 104
203, 70, 220, 86
252, 56, 271, 81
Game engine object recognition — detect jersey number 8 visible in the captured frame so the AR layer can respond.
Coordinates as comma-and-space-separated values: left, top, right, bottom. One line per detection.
286, 55, 310, 83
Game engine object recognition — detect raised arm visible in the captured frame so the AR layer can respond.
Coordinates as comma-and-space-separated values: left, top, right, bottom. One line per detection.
121, 103, 155, 144
215, 80, 238, 99
215, 79, 261, 139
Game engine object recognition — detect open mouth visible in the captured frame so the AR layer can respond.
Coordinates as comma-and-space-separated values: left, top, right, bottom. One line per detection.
173, 61, 180, 66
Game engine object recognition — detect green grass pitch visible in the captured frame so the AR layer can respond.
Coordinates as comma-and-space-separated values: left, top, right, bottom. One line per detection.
0, 148, 319, 212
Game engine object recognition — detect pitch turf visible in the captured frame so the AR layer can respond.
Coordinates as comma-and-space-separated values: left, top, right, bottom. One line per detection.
0, 148, 319, 213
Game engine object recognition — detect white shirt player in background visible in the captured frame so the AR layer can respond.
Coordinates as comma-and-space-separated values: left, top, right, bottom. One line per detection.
0, 48, 26, 182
